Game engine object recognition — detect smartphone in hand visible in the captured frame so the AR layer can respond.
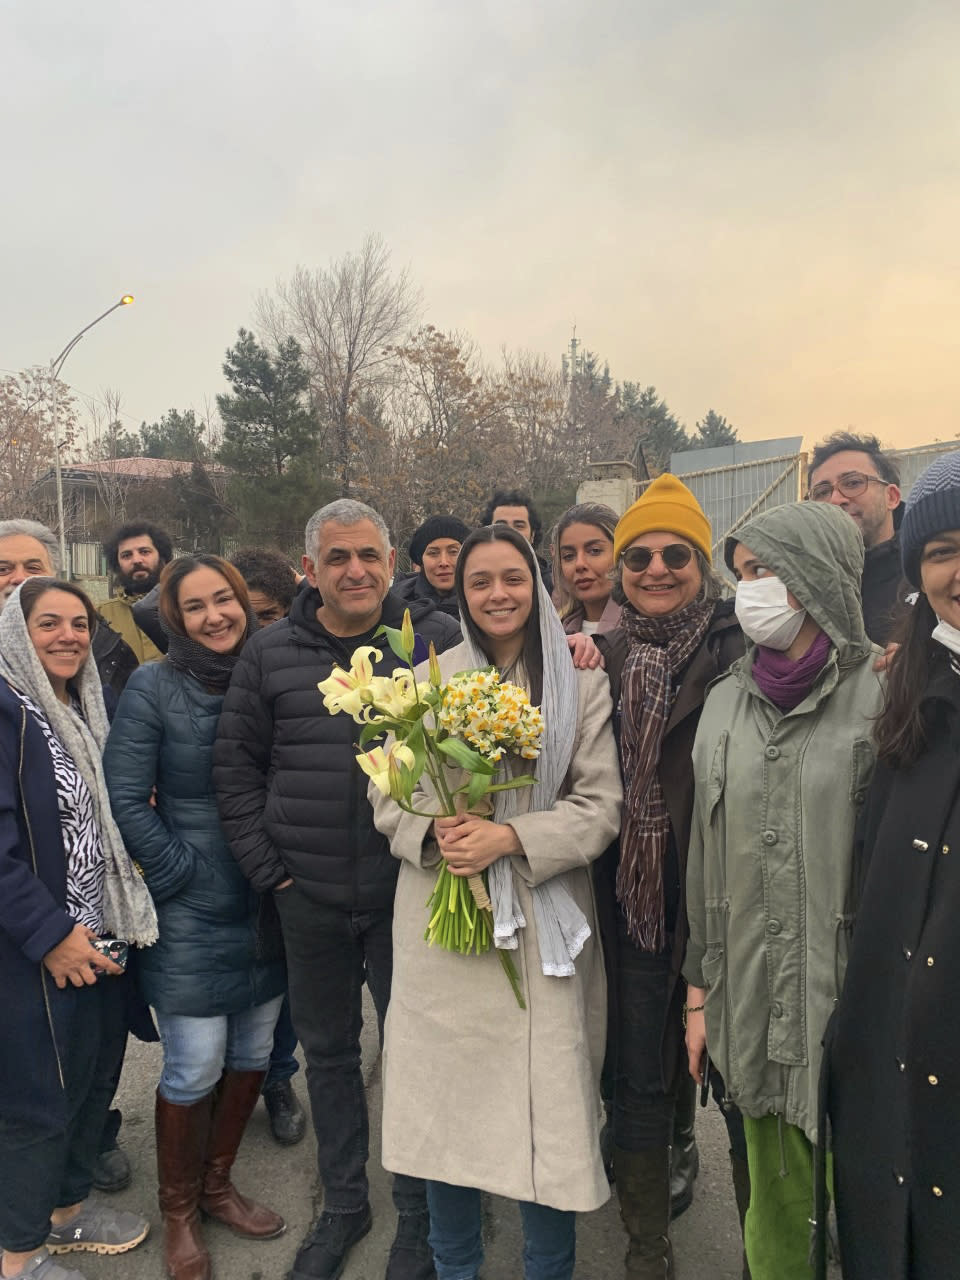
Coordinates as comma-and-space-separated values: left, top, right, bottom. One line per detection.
90, 937, 129, 973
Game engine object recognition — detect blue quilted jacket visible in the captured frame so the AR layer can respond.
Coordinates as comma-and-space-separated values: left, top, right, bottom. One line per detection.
104, 661, 285, 1016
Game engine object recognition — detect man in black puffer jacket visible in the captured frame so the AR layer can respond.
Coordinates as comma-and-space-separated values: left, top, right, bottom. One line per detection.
214, 499, 459, 1280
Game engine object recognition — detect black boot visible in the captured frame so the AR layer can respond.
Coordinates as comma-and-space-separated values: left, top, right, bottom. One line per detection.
670, 1075, 699, 1220
613, 1146, 674, 1278
729, 1150, 752, 1280
385, 1210, 437, 1280
263, 1078, 307, 1146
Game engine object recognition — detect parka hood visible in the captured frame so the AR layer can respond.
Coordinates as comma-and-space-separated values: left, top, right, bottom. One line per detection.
725, 502, 871, 658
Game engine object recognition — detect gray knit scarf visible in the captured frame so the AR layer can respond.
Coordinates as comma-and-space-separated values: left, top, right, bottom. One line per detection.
459, 562, 589, 978
0, 582, 159, 946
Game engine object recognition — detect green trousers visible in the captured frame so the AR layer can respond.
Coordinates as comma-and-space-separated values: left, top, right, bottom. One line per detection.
741, 1114, 833, 1280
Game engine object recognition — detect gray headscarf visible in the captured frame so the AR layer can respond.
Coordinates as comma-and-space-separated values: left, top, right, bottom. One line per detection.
0, 581, 159, 946
458, 551, 591, 978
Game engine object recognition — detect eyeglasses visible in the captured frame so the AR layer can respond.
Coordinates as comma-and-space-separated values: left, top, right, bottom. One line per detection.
807, 472, 889, 503
620, 544, 693, 573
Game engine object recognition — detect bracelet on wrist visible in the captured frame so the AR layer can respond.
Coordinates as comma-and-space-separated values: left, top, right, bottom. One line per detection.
682, 1002, 705, 1029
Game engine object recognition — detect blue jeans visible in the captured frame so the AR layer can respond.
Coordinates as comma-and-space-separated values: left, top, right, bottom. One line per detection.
156, 996, 285, 1105
264, 993, 299, 1089
425, 1182, 576, 1280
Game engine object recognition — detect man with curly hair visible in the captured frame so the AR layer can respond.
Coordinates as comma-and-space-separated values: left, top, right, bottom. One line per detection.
100, 521, 173, 662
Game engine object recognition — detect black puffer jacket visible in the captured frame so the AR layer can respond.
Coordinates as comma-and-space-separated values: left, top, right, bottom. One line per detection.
213, 587, 461, 907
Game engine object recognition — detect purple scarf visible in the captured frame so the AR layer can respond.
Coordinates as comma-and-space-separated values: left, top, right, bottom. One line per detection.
751, 629, 832, 711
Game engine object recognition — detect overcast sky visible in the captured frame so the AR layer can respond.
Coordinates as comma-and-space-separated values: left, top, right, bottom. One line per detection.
3, 0, 958, 455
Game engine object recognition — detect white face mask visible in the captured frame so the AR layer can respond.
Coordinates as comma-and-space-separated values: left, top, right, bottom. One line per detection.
735, 576, 807, 651
932, 616, 960, 657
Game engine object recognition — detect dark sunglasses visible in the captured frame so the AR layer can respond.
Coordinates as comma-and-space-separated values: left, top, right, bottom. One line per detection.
620, 543, 693, 572
807, 471, 888, 503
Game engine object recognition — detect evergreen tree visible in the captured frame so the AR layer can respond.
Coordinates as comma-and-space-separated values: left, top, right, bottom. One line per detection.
139, 408, 207, 459
690, 408, 739, 450
619, 383, 690, 474
216, 329, 315, 477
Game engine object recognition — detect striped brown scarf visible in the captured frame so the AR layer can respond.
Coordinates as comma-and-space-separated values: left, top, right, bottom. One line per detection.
618, 598, 714, 949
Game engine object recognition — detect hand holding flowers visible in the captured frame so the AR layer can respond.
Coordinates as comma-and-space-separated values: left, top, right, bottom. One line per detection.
433, 813, 522, 877
317, 608, 542, 1007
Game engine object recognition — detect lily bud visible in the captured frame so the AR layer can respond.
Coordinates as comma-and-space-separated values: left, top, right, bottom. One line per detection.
401, 608, 416, 660
428, 641, 442, 688
387, 749, 406, 802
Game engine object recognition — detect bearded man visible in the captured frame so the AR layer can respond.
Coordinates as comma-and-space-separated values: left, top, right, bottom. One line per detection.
100, 521, 172, 662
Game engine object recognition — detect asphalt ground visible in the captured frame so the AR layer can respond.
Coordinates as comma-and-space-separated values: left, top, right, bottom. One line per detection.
74, 990, 754, 1280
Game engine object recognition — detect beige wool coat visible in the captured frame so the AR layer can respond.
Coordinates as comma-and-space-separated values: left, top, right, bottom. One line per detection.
370, 643, 622, 1211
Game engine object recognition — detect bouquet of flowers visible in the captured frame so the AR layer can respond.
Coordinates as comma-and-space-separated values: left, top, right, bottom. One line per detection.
317, 610, 542, 1007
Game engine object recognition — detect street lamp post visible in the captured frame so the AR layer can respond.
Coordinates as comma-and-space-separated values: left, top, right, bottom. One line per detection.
49, 294, 134, 577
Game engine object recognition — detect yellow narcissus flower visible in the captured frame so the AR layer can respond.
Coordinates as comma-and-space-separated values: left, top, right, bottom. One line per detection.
356, 741, 416, 796
317, 646, 382, 718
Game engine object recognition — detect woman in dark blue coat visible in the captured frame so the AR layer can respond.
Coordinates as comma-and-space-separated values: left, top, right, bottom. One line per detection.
104, 555, 286, 1280
0, 578, 156, 1280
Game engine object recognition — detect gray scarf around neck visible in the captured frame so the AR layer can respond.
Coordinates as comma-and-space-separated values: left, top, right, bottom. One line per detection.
458, 561, 590, 978
0, 582, 159, 946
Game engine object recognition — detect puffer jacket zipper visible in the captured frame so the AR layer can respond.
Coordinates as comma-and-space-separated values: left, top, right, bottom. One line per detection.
17, 703, 66, 1090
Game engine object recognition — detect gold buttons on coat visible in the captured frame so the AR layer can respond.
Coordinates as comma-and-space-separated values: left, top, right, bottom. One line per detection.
933, 1186, 943, 1198
927, 957, 936, 967
928, 1075, 939, 1086
943, 844, 950, 855
913, 839, 929, 851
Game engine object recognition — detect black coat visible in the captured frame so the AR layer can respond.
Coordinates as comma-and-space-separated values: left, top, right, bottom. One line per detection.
92, 614, 139, 695
1, 677, 122, 1130
861, 530, 908, 646
594, 598, 745, 1085
825, 659, 960, 1280
393, 570, 460, 620
213, 587, 461, 908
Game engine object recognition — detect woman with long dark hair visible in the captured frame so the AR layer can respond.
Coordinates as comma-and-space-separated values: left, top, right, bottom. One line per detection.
826, 451, 960, 1279
104, 555, 286, 1280
551, 502, 621, 636
371, 524, 622, 1280
0, 578, 156, 1280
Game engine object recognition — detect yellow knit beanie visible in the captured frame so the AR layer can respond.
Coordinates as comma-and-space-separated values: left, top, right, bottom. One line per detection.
613, 473, 712, 563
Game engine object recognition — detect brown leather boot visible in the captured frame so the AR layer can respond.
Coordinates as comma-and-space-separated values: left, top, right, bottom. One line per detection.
199, 1070, 285, 1239
156, 1089, 214, 1280
613, 1146, 674, 1278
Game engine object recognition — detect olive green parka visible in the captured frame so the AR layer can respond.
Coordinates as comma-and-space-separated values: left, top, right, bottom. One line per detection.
682, 502, 885, 1142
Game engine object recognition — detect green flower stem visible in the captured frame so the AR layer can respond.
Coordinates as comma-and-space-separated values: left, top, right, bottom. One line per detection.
491, 932, 526, 1010
423, 863, 525, 1008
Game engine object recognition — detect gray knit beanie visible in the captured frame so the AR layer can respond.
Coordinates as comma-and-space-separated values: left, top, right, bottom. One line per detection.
901, 450, 960, 588
408, 515, 471, 566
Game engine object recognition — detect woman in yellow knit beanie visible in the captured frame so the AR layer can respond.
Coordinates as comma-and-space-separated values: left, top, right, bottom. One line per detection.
594, 473, 752, 1277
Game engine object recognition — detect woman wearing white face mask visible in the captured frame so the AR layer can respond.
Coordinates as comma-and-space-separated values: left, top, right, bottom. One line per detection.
683, 501, 885, 1280
824, 451, 960, 1280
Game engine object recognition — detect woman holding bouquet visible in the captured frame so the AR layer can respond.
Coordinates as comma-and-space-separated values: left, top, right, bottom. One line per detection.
370, 525, 622, 1280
